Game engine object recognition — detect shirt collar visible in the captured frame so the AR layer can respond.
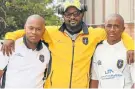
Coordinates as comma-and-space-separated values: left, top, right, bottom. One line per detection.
23, 35, 43, 51
104, 40, 123, 48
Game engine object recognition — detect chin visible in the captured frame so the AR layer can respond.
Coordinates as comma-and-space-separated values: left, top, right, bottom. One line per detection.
70, 24, 77, 27
70, 22, 77, 26
108, 36, 115, 40
30, 40, 39, 44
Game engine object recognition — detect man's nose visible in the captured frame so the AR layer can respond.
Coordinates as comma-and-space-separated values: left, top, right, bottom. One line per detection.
32, 29, 36, 34
70, 14, 75, 19
110, 26, 115, 31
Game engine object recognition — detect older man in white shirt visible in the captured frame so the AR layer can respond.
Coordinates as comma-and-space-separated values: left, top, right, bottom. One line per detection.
90, 14, 134, 89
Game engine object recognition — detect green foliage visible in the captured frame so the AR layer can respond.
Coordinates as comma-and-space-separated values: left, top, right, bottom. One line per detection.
0, 0, 62, 39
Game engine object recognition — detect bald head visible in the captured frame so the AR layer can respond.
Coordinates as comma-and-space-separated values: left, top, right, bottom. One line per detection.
25, 14, 45, 26
24, 14, 45, 45
105, 14, 125, 45
105, 14, 124, 27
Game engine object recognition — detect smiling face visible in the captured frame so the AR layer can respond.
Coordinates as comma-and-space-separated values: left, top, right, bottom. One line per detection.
105, 15, 125, 44
63, 6, 84, 27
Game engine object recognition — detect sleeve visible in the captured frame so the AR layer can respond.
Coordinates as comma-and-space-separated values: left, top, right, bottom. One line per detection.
91, 53, 99, 80
5, 29, 25, 40
4, 29, 50, 43
130, 63, 135, 83
5, 27, 53, 45
0, 51, 9, 70
92, 27, 106, 43
42, 29, 52, 44
121, 32, 135, 50
91, 27, 134, 50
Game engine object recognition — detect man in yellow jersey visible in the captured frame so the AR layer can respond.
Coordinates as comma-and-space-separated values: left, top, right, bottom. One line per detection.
1, 0, 134, 88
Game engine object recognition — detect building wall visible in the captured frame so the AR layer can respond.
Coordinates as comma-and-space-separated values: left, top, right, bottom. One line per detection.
94, 0, 104, 24
84, 0, 92, 25
83, 0, 134, 24
83, 0, 134, 39
105, 0, 115, 19
119, 0, 131, 22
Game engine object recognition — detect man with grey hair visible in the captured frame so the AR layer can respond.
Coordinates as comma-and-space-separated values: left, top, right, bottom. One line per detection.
0, 14, 50, 88
90, 14, 135, 88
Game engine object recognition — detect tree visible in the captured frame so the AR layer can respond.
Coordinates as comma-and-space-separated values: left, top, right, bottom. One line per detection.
0, 0, 62, 39
0, 0, 7, 39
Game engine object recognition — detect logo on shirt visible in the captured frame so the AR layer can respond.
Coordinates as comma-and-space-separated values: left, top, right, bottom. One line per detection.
105, 69, 114, 74
82, 37, 88, 45
101, 69, 122, 80
97, 60, 102, 65
15, 53, 24, 57
117, 59, 123, 69
39, 54, 44, 63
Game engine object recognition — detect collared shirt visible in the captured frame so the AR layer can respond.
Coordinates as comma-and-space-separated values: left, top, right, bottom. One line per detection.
91, 40, 134, 88
4, 25, 134, 88
64, 30, 79, 41
0, 37, 50, 88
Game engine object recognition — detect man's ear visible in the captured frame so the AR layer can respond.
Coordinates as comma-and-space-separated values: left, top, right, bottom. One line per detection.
43, 27, 45, 33
24, 25, 26, 31
81, 12, 84, 17
123, 27, 125, 31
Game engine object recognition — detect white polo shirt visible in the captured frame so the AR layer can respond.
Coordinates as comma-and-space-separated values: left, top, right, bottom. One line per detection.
0, 37, 50, 88
91, 40, 134, 88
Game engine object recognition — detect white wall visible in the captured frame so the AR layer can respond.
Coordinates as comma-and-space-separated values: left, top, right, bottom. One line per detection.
85, 0, 92, 25
119, 0, 131, 22
94, 0, 103, 24
84, 0, 134, 24
105, 0, 115, 18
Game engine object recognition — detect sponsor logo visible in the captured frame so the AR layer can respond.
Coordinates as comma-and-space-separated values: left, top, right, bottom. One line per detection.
101, 69, 122, 80
105, 69, 114, 74
82, 37, 88, 45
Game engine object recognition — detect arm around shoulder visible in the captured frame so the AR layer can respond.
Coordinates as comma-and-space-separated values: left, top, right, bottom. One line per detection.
122, 32, 135, 50
5, 29, 25, 41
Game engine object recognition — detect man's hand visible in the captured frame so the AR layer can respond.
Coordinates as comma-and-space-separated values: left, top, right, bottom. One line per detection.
0, 40, 15, 56
127, 50, 134, 64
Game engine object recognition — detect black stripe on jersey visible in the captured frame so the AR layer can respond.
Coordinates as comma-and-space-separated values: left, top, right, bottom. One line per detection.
1, 66, 7, 88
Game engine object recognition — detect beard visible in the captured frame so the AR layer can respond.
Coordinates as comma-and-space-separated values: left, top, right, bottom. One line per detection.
65, 21, 83, 35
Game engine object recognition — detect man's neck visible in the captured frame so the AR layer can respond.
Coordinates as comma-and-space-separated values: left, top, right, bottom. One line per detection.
107, 39, 121, 45
26, 39, 38, 50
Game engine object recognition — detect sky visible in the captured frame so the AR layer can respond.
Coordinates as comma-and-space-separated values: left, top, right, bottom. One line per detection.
53, 0, 57, 4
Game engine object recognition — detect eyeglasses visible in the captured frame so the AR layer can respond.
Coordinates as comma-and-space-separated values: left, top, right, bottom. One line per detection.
64, 11, 81, 18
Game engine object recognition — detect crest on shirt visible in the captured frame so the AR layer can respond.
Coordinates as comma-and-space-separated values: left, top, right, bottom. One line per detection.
39, 54, 44, 63
97, 60, 102, 65
117, 59, 123, 69
82, 37, 88, 45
